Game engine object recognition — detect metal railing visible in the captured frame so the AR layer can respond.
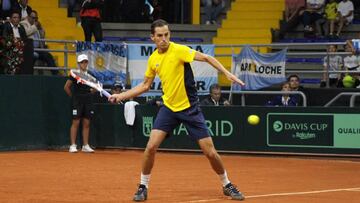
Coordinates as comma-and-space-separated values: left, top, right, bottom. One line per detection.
146, 90, 307, 107
33, 39, 76, 74
324, 92, 360, 107
223, 90, 307, 107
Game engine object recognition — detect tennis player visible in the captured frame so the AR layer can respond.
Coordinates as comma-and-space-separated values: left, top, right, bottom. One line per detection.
109, 19, 245, 201
64, 54, 95, 153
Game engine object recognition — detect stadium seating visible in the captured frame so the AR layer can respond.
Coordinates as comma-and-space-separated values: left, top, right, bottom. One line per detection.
29, 0, 83, 69
214, 0, 284, 86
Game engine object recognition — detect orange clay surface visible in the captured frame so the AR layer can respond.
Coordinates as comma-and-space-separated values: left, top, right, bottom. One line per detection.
0, 150, 360, 203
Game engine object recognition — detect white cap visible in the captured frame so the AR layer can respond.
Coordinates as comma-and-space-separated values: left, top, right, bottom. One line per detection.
77, 54, 88, 63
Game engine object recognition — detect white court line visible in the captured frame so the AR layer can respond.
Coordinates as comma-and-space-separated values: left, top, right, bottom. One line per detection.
182, 187, 360, 203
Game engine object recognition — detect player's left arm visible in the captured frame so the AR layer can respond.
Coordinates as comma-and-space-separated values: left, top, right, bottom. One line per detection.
194, 51, 245, 86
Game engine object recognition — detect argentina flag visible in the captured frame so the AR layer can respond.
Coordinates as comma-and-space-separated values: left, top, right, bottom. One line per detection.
231, 45, 287, 90
76, 41, 128, 86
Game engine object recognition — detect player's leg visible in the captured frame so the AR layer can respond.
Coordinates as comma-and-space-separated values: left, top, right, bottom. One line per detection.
142, 129, 167, 174
81, 118, 94, 152
69, 101, 82, 153
180, 105, 244, 200
81, 103, 94, 152
134, 106, 178, 202
198, 136, 245, 201
198, 137, 225, 174
69, 118, 80, 152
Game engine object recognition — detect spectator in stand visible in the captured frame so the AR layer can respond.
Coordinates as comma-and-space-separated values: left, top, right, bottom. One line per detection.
333, 0, 354, 38
274, 0, 305, 40
266, 82, 298, 107
80, 0, 103, 42
2, 10, 26, 74
139, 0, 151, 23
288, 74, 307, 105
20, 9, 37, 74
67, 0, 78, 17
322, 45, 344, 87
200, 83, 230, 106
31, 10, 58, 75
0, 0, 18, 20
102, 0, 121, 22
343, 43, 360, 87
14, 0, 32, 20
2, 10, 26, 39
288, 74, 305, 92
324, 0, 338, 38
151, 0, 163, 21
202, 0, 225, 25
302, 0, 326, 37
121, 0, 143, 23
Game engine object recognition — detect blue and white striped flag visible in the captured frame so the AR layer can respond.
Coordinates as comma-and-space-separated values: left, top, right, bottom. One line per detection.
231, 45, 287, 90
76, 41, 128, 86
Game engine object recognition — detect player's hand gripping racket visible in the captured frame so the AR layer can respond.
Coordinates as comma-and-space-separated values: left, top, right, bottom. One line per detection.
70, 69, 111, 98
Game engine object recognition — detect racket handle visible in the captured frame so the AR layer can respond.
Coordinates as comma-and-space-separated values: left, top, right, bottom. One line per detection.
101, 90, 111, 98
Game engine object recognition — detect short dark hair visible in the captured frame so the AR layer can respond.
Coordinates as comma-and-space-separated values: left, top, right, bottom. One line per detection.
209, 83, 221, 93
151, 19, 169, 34
287, 74, 300, 82
10, 10, 21, 17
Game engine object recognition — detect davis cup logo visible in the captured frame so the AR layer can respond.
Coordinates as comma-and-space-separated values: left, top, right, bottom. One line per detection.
273, 121, 283, 132
142, 117, 153, 137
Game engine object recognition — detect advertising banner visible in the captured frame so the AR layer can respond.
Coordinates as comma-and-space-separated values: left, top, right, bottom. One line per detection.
267, 113, 360, 149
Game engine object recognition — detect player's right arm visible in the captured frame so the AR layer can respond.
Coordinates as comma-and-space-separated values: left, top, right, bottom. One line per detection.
109, 76, 154, 103
64, 79, 73, 97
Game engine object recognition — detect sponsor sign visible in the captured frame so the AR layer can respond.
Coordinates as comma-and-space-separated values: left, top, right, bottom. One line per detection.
267, 113, 360, 149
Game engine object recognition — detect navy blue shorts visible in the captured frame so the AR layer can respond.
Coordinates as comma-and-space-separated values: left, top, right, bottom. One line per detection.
153, 104, 210, 140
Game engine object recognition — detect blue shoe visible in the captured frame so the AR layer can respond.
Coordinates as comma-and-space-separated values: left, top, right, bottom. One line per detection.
223, 183, 245, 201
133, 184, 147, 202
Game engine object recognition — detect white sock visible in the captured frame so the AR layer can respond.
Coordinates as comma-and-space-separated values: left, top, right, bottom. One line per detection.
140, 173, 150, 188
219, 171, 231, 187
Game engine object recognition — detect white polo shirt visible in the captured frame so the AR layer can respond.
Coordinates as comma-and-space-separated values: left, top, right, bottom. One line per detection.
337, 0, 354, 23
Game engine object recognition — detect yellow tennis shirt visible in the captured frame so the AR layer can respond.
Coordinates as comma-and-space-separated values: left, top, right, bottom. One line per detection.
145, 42, 197, 112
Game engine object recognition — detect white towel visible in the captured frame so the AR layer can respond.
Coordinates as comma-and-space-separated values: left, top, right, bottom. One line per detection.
124, 101, 139, 126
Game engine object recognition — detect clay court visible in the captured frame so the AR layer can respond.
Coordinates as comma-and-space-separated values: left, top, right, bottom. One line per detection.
0, 150, 359, 203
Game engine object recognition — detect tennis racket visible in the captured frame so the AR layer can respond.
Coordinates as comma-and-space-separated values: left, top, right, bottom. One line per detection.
70, 69, 111, 98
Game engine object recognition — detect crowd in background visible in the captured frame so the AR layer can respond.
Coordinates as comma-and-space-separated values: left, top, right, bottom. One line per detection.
67, 0, 192, 24
273, 0, 360, 40
0, 0, 57, 75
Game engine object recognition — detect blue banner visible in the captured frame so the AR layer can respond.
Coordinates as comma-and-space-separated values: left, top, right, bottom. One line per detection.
232, 45, 287, 90
76, 42, 127, 86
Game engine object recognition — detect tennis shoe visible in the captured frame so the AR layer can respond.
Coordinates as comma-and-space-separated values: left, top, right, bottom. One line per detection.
133, 184, 147, 202
69, 144, 77, 153
223, 183, 245, 201
81, 144, 94, 153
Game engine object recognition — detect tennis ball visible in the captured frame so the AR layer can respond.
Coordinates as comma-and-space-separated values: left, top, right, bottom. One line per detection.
248, 115, 260, 125
343, 75, 355, 88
